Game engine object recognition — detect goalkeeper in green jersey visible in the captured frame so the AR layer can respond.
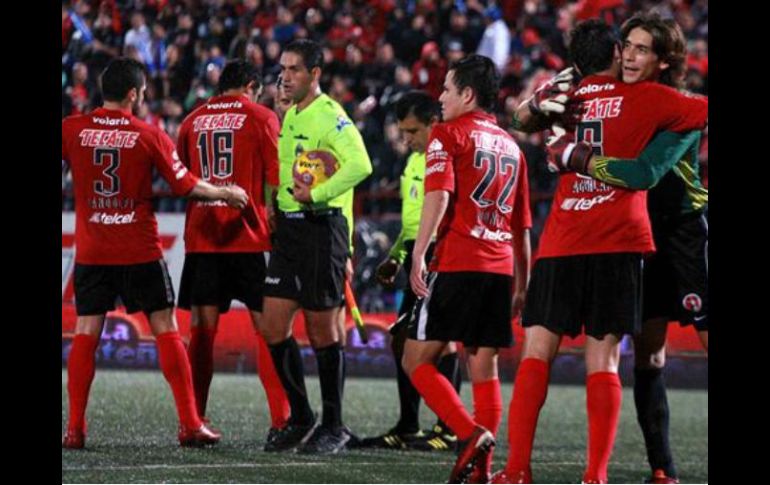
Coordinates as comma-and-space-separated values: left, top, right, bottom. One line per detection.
356, 91, 461, 452
259, 39, 372, 454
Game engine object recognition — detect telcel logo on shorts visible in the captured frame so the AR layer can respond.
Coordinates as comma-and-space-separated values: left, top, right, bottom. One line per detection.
560, 192, 615, 211
265, 277, 281, 285
89, 211, 136, 225
470, 225, 513, 242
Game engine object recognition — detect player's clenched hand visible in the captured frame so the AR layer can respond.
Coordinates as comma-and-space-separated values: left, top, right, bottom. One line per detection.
511, 289, 527, 318
410, 254, 429, 298
529, 67, 575, 116
224, 185, 249, 209
376, 257, 401, 289
345, 258, 354, 281
545, 124, 593, 174
292, 179, 313, 203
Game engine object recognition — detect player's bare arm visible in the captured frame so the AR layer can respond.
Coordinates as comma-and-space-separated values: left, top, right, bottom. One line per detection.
512, 228, 531, 317
189, 180, 249, 209
409, 190, 449, 298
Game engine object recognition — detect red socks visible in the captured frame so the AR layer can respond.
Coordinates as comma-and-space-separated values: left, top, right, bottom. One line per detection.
473, 379, 503, 475
505, 358, 550, 476
584, 372, 622, 483
187, 326, 216, 418
156, 331, 202, 430
410, 363, 476, 440
254, 329, 290, 429
66, 334, 99, 433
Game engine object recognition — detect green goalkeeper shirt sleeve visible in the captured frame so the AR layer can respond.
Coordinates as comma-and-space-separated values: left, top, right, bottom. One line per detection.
588, 130, 700, 190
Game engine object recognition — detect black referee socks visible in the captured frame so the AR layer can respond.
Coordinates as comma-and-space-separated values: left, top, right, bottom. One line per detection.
269, 337, 315, 426
315, 342, 345, 429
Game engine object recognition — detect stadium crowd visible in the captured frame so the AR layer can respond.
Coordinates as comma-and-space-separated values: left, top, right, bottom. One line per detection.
62, 0, 708, 214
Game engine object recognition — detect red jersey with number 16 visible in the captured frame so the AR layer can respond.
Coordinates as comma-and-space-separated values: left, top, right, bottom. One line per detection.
177, 95, 280, 253
62, 107, 199, 265
537, 75, 708, 258
425, 111, 532, 275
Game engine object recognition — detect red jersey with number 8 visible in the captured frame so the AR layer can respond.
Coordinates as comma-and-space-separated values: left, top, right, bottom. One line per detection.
62, 107, 199, 265
425, 111, 532, 275
537, 75, 708, 258
176, 95, 280, 253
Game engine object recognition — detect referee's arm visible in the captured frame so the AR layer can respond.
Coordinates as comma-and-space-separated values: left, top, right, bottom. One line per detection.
310, 127, 373, 203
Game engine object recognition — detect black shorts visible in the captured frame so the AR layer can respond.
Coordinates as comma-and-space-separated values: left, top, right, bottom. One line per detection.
408, 271, 513, 348
522, 253, 643, 339
264, 209, 350, 311
643, 209, 708, 331
178, 252, 268, 313
74, 260, 175, 316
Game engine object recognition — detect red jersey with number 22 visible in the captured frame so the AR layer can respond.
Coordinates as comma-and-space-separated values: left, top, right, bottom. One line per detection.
425, 111, 532, 275
537, 75, 708, 258
62, 107, 199, 265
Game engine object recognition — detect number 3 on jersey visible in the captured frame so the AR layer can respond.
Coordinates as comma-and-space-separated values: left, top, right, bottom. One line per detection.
471, 149, 518, 213
197, 131, 234, 180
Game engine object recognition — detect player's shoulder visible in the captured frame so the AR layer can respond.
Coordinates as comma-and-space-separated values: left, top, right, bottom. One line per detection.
631, 80, 684, 99
574, 75, 622, 99
244, 99, 280, 124
129, 117, 171, 148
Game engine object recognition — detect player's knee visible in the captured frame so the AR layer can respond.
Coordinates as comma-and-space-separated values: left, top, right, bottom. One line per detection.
75, 316, 105, 337
401, 352, 418, 376
148, 308, 177, 335
635, 348, 666, 369
698, 331, 708, 352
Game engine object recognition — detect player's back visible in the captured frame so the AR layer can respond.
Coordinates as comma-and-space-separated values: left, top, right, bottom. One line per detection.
62, 107, 196, 265
537, 75, 708, 259
177, 95, 279, 253
425, 111, 531, 275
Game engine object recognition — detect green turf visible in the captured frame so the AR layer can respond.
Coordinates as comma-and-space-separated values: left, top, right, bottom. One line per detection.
62, 370, 707, 483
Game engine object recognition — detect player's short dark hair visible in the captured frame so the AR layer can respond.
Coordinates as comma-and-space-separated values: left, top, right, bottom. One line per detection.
283, 39, 324, 71
569, 19, 620, 76
448, 54, 500, 111
218, 60, 262, 94
621, 12, 686, 89
394, 91, 441, 125
100, 58, 147, 102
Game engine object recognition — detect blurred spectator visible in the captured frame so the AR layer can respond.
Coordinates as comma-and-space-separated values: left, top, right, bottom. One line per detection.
411, 41, 447, 100
476, 4, 511, 72
64, 62, 94, 116
184, 62, 221, 112
124, 12, 153, 67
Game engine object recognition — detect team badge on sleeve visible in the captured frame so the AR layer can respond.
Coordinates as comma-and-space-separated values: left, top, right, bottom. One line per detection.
336, 115, 352, 132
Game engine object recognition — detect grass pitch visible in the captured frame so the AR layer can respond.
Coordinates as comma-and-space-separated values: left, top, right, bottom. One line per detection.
62, 370, 707, 483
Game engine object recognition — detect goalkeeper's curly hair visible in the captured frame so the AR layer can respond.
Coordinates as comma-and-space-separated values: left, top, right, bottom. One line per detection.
620, 12, 687, 90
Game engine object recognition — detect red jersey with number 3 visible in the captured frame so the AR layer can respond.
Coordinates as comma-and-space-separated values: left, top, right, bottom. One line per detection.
537, 75, 708, 258
62, 107, 199, 265
425, 111, 532, 275
177, 95, 280, 253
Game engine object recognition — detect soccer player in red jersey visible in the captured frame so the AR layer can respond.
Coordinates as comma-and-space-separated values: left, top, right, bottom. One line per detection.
492, 20, 707, 484
544, 14, 708, 484
62, 58, 249, 449
403, 55, 532, 483
175, 60, 290, 448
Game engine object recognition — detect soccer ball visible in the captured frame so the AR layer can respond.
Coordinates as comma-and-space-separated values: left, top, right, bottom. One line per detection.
292, 150, 339, 188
